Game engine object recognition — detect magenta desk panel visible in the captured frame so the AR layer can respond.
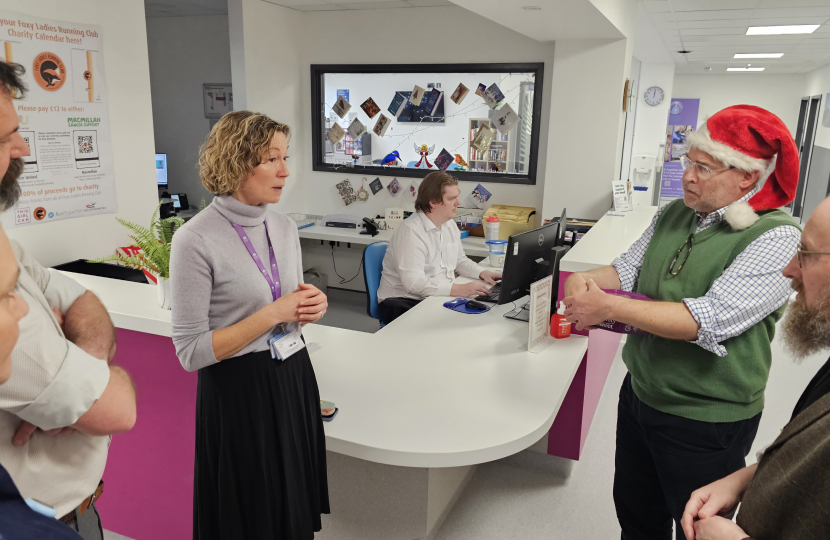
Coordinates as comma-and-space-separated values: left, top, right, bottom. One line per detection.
547, 271, 623, 460
96, 328, 196, 539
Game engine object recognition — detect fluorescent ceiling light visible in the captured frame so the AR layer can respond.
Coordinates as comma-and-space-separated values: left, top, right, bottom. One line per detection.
746, 25, 819, 35
734, 53, 783, 59
727, 67, 765, 72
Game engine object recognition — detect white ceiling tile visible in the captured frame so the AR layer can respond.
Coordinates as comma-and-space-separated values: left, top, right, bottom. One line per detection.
750, 16, 830, 26
751, 6, 830, 18
682, 35, 743, 42
265, 0, 330, 6
758, 0, 830, 8
675, 19, 752, 29
670, 0, 760, 12
743, 37, 810, 44
674, 9, 756, 21
680, 27, 747, 35
404, 0, 454, 6
643, 0, 672, 13
288, 3, 349, 9
648, 12, 680, 22
336, 1, 411, 7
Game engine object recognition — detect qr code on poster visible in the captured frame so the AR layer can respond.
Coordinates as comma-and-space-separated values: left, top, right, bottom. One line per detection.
21, 134, 30, 146
77, 135, 94, 154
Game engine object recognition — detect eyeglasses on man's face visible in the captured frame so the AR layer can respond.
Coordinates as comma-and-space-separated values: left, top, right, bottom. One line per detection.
796, 245, 830, 268
680, 155, 734, 181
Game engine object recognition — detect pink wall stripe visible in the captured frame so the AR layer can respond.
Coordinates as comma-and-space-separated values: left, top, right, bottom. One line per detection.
96, 329, 195, 539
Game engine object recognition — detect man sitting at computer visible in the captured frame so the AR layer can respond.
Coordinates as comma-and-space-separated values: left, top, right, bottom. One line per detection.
377, 171, 501, 325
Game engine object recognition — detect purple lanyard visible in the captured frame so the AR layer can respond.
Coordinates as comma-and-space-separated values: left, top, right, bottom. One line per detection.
230, 220, 281, 301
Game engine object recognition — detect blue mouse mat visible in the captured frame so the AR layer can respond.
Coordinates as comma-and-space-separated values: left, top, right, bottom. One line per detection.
443, 298, 491, 314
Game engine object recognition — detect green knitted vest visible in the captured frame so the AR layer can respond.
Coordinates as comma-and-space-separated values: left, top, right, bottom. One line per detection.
622, 199, 798, 423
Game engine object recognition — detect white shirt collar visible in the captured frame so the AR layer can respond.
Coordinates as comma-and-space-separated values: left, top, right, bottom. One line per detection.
417, 211, 444, 232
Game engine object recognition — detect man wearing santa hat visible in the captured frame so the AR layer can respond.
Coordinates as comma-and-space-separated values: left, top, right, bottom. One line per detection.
562, 105, 801, 540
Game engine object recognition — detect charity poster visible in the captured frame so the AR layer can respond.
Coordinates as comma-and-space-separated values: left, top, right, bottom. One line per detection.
659, 98, 700, 206
1, 11, 117, 227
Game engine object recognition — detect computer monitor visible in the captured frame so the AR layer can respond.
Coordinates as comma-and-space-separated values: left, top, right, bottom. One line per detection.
556, 208, 567, 246
493, 212, 570, 321
156, 153, 168, 188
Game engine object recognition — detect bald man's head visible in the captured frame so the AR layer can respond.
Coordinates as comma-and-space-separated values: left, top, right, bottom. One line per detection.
782, 195, 830, 360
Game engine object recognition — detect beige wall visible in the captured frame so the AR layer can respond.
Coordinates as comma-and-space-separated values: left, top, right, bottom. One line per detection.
229, 0, 639, 221
1, 0, 159, 267
146, 15, 232, 206
671, 74, 807, 137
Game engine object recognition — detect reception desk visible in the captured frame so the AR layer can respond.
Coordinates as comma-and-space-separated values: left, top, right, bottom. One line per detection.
61, 206, 656, 539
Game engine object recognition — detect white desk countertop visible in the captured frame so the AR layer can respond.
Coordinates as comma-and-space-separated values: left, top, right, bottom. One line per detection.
298, 224, 490, 258
59, 207, 654, 468
59, 270, 587, 468
560, 207, 658, 273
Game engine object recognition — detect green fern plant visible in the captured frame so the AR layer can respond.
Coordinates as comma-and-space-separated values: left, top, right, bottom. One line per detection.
89, 202, 185, 279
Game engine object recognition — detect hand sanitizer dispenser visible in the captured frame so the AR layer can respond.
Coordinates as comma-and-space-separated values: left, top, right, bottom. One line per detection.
630, 155, 656, 209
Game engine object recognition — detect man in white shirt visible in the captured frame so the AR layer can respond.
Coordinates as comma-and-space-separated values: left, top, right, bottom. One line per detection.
0, 59, 136, 540
377, 171, 501, 325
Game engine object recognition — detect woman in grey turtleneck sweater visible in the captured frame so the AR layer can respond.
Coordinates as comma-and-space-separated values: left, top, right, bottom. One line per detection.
170, 111, 330, 540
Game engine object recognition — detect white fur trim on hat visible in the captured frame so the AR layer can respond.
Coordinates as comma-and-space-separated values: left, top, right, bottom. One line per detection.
724, 200, 759, 231
685, 122, 770, 172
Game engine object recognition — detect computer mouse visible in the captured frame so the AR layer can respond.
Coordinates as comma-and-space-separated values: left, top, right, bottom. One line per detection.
465, 300, 488, 311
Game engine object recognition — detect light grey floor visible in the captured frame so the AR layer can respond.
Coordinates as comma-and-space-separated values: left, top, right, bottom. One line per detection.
105, 292, 828, 540
315, 287, 381, 334
434, 331, 828, 540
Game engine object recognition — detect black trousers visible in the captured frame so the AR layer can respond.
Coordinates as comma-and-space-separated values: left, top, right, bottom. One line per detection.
614, 373, 761, 540
378, 297, 422, 325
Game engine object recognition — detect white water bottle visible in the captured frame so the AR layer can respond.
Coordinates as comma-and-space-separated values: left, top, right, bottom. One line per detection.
485, 216, 500, 241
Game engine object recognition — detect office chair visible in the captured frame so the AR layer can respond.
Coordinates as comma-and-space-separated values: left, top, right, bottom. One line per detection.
362, 242, 388, 327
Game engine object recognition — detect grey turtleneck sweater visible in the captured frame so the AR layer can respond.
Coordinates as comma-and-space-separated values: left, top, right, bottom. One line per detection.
170, 195, 303, 372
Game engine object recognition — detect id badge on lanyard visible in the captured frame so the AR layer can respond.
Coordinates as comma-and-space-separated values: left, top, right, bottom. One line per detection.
230, 219, 306, 361
268, 326, 304, 361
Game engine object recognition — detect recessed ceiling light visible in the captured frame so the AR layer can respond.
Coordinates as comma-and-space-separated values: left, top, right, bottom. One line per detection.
734, 53, 784, 59
746, 25, 819, 35
727, 67, 765, 72
522, 5, 542, 10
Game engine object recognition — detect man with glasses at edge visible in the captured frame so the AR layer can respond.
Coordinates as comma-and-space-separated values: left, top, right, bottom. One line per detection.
562, 105, 801, 540
681, 194, 830, 540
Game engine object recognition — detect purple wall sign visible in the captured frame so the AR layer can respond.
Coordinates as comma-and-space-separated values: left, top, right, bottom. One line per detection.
660, 98, 700, 204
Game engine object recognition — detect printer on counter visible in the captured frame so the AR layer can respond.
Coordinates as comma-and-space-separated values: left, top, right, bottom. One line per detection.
324, 214, 365, 229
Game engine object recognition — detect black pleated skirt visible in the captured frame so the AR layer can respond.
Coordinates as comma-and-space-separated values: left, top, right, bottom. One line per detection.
193, 347, 330, 540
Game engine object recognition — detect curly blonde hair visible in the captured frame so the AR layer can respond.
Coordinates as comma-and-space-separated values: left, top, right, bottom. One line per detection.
199, 111, 291, 195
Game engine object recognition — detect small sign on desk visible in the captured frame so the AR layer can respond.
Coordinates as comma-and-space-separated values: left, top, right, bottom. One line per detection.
528, 275, 553, 353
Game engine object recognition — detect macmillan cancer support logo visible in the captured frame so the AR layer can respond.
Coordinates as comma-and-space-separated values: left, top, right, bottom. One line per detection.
33, 52, 66, 91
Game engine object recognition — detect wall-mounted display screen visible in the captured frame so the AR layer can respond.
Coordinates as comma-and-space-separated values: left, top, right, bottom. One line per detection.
311, 63, 544, 185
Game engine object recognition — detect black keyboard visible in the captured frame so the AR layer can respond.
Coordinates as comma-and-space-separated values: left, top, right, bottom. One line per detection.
475, 283, 502, 303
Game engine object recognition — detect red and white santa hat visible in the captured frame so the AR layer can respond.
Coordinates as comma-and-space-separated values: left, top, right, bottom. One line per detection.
685, 104, 799, 230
